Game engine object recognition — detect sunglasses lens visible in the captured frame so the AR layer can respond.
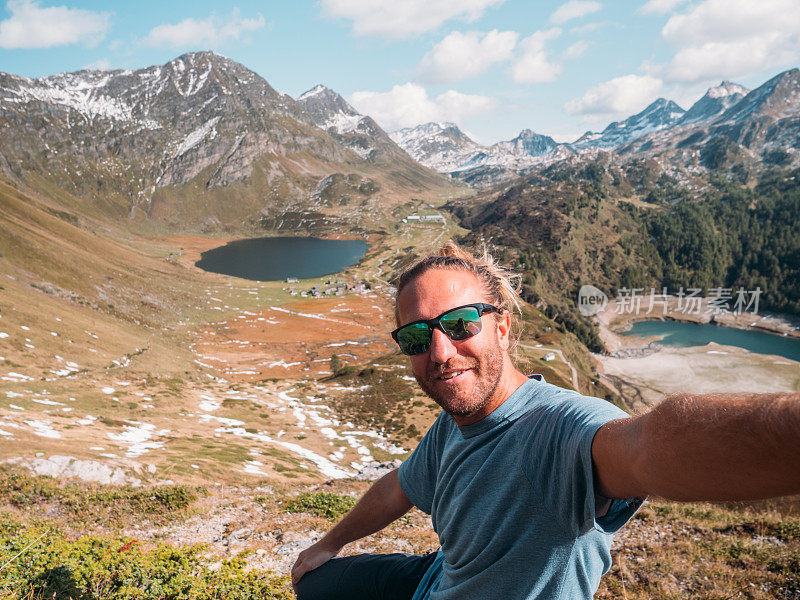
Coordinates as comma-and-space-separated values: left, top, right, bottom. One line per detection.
396, 322, 432, 355
440, 306, 483, 340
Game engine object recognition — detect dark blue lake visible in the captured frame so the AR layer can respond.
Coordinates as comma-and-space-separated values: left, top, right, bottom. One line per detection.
195, 236, 368, 281
621, 320, 800, 363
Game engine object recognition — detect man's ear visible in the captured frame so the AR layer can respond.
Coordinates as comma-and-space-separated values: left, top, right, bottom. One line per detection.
496, 311, 512, 351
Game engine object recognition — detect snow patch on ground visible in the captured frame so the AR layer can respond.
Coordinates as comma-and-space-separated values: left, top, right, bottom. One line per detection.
106, 422, 170, 458
24, 419, 60, 438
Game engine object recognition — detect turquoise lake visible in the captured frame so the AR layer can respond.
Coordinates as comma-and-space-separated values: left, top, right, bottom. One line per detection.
621, 320, 800, 363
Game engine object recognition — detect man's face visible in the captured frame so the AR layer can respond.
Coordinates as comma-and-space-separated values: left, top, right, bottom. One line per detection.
396, 269, 509, 420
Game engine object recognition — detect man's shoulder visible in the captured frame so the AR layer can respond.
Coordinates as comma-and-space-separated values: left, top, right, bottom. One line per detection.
517, 379, 629, 426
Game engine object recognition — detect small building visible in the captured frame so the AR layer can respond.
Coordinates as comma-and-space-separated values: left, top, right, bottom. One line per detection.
543, 352, 556, 362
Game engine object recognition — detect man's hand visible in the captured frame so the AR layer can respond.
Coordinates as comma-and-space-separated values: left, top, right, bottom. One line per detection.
291, 538, 341, 590
287, 470, 413, 590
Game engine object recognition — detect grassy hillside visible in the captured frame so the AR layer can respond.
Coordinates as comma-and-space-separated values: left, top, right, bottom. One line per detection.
448, 162, 800, 352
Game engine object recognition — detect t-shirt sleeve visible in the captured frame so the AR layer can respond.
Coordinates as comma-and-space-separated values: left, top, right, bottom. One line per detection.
521, 390, 644, 535
398, 412, 444, 515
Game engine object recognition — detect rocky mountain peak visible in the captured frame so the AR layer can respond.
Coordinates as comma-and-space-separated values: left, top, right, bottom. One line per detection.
494, 129, 557, 157
680, 81, 749, 125
640, 98, 685, 119
720, 67, 800, 124
574, 97, 685, 150
390, 121, 562, 178
708, 81, 749, 99
297, 84, 361, 126
389, 121, 483, 172
295, 83, 419, 162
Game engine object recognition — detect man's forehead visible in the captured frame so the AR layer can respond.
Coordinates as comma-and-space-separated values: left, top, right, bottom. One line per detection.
397, 269, 488, 322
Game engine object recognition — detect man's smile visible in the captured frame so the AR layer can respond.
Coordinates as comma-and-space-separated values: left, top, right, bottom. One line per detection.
437, 369, 469, 381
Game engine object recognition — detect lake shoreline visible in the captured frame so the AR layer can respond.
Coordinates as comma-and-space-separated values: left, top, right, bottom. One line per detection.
596, 295, 800, 356
150, 233, 377, 278
593, 296, 800, 412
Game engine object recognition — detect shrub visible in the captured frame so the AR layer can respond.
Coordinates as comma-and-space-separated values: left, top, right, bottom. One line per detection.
0, 520, 292, 600
284, 492, 357, 520
0, 471, 205, 524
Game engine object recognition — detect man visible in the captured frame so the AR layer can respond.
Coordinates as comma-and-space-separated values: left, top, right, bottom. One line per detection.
292, 242, 800, 599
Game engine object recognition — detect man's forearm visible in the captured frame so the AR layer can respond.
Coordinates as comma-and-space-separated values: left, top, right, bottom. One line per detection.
320, 469, 413, 550
596, 393, 800, 501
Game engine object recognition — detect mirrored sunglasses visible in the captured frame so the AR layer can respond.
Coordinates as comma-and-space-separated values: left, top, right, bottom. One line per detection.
391, 302, 501, 356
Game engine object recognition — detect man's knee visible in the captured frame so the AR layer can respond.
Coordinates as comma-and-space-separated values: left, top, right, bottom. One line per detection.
294, 558, 346, 600
294, 552, 435, 600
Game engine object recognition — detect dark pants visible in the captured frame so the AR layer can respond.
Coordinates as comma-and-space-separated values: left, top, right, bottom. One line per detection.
296, 552, 438, 600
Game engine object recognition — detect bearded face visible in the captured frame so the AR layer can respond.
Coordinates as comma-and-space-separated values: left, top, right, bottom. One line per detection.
396, 269, 512, 425
412, 321, 504, 418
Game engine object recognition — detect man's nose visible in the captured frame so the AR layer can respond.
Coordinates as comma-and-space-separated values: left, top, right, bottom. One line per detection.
428, 327, 457, 363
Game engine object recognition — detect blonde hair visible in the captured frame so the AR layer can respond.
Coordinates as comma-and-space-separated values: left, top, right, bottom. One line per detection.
393, 241, 524, 348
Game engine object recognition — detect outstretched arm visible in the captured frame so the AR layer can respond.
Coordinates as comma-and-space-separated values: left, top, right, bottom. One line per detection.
291, 469, 413, 588
592, 392, 800, 501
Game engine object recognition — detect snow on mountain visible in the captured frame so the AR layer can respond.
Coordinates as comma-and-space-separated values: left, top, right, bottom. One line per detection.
10, 73, 136, 123
0, 51, 364, 202
297, 84, 364, 135
175, 116, 220, 157
717, 68, 800, 125
297, 84, 408, 161
574, 98, 686, 150
679, 81, 749, 125
484, 129, 558, 165
390, 122, 484, 172
386, 70, 800, 178
391, 123, 561, 173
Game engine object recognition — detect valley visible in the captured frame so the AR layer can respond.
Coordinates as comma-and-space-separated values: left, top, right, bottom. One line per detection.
1, 50, 799, 600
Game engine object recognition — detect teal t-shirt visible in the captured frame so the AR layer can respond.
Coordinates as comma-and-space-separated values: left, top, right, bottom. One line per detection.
398, 377, 644, 600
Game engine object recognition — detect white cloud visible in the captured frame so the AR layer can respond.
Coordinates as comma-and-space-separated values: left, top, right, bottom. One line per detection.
550, 1, 602, 24
144, 9, 265, 48
565, 74, 663, 115
637, 0, 688, 15
320, 0, 506, 39
82, 58, 111, 71
563, 40, 590, 59
418, 29, 518, 83
349, 83, 498, 130
0, 0, 109, 49
510, 28, 562, 84
659, 0, 800, 82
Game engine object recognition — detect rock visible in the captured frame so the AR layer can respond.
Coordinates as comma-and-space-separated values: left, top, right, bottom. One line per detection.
355, 460, 402, 480
5, 455, 142, 486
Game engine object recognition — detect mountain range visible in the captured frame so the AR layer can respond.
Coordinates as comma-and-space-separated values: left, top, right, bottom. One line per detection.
390, 70, 800, 187
1, 51, 798, 223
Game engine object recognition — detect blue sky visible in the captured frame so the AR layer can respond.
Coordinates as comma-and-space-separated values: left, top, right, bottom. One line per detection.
1, 0, 798, 144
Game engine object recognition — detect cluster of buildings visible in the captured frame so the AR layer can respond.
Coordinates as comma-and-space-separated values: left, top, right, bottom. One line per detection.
400, 214, 445, 224
286, 278, 369, 298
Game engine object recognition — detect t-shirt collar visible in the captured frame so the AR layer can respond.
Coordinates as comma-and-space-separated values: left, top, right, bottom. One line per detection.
456, 376, 543, 439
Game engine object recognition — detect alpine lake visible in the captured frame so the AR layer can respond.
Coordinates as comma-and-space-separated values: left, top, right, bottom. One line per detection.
195, 236, 368, 281
621, 319, 800, 363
